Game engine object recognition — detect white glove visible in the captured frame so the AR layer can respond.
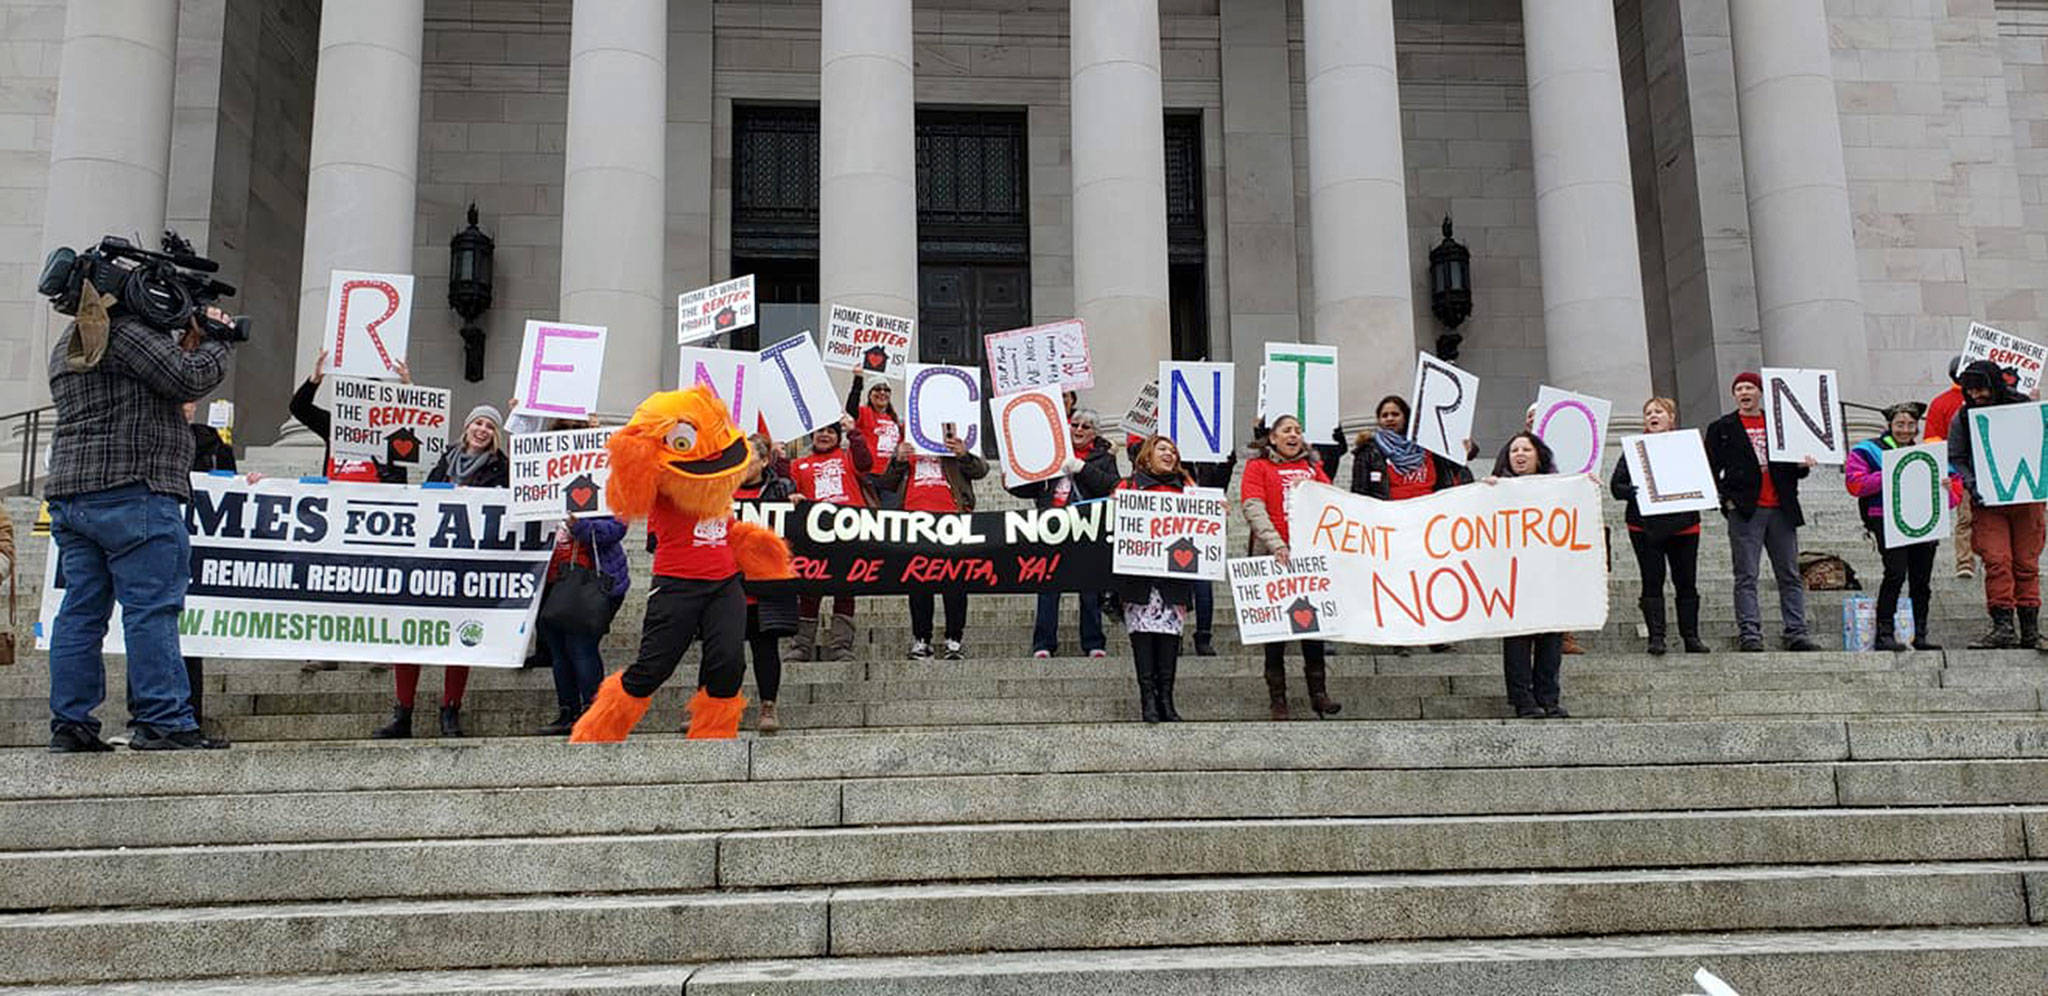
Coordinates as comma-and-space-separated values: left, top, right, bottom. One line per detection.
1062, 457, 1086, 475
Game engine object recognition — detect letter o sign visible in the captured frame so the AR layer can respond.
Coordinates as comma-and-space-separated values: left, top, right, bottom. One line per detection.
1000, 392, 1065, 481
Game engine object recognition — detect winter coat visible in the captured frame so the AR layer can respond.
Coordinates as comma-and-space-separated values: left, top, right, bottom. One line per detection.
1240, 451, 1329, 557
427, 446, 511, 488
1845, 433, 1962, 531
1351, 434, 1472, 499
878, 449, 990, 511
1610, 455, 1701, 544
555, 515, 631, 600
189, 424, 236, 472
1703, 410, 1809, 526
1947, 359, 2032, 506
1010, 436, 1120, 508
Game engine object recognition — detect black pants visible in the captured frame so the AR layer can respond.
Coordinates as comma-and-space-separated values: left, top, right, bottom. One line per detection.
1131, 632, 1180, 674
1628, 530, 1699, 601
744, 603, 783, 702
907, 590, 967, 642
1502, 633, 1563, 711
1262, 640, 1326, 683
1868, 523, 1936, 633
622, 575, 747, 699
179, 657, 204, 724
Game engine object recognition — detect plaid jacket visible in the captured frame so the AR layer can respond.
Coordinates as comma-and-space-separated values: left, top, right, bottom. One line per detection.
46, 317, 232, 501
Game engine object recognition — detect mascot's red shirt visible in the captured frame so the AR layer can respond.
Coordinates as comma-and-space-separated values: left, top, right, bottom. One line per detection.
648, 502, 738, 580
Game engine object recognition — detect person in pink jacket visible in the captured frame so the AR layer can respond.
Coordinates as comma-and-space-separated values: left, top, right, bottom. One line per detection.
1843, 402, 1962, 651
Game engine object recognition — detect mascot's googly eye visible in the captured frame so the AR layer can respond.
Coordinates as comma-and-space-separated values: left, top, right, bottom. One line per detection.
665, 421, 699, 452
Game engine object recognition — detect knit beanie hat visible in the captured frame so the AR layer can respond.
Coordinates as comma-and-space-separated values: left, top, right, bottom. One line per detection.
1731, 371, 1763, 392
465, 404, 504, 430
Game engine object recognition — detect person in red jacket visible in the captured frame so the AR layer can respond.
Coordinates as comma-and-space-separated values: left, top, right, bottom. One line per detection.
1114, 435, 1197, 722
1240, 414, 1339, 720
847, 375, 902, 505
1924, 357, 1972, 579
787, 414, 872, 661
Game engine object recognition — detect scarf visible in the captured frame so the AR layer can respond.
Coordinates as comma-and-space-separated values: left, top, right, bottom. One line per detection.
1375, 429, 1427, 475
447, 446, 490, 484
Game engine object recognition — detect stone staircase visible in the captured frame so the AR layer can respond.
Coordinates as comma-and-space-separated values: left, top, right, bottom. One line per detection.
3, 463, 2047, 992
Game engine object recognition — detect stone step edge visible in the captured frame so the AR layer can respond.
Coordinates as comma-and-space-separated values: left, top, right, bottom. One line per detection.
7, 860, 2045, 931
13, 927, 2039, 996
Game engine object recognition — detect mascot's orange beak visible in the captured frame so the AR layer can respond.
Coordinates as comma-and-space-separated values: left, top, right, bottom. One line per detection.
605, 386, 755, 521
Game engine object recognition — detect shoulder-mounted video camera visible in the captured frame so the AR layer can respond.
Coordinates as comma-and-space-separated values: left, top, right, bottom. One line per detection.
37, 231, 251, 342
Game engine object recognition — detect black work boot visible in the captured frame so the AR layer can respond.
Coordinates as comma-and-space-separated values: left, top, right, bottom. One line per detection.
1676, 596, 1709, 653
371, 706, 413, 739
2019, 607, 2043, 650
438, 704, 465, 738
1134, 655, 1162, 724
1640, 595, 1667, 656
1871, 618, 1905, 652
1969, 608, 2019, 649
1155, 652, 1182, 722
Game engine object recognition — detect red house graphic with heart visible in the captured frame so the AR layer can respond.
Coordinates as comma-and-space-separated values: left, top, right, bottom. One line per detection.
564, 473, 601, 514
1166, 537, 1201, 574
384, 426, 423, 466
1286, 596, 1321, 634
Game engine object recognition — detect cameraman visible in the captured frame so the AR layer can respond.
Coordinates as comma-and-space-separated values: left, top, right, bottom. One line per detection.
44, 304, 236, 752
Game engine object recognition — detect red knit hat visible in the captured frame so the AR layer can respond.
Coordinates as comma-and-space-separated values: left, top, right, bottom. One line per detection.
1731, 371, 1763, 392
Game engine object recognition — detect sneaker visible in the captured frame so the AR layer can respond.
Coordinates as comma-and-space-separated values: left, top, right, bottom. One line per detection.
130, 727, 227, 751
1087, 649, 1106, 659
909, 639, 933, 660
1545, 705, 1571, 719
1782, 636, 1822, 652
48, 726, 114, 754
1957, 564, 1976, 580
1193, 635, 1216, 657
1032, 649, 1051, 659
1738, 636, 1765, 652
1513, 706, 1545, 719
942, 640, 964, 660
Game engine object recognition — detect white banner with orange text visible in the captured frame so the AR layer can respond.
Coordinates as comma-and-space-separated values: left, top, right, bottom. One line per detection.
1284, 476, 1609, 645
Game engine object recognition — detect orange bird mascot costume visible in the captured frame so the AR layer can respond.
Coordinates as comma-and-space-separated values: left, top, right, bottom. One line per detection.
570, 386, 792, 741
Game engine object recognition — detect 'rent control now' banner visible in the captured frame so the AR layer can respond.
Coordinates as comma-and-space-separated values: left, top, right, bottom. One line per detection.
737, 500, 1114, 595
37, 476, 553, 668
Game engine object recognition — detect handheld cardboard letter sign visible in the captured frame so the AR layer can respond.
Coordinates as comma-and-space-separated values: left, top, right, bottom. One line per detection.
1167, 537, 1201, 574
564, 473, 601, 514
385, 426, 422, 465
1287, 596, 1321, 634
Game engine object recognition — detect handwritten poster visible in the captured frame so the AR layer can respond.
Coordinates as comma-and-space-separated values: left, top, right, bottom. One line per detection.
323, 270, 415, 379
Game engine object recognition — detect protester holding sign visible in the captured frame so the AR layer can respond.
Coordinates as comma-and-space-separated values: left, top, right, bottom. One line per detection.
1483, 433, 1571, 717
787, 416, 873, 662
1946, 360, 2047, 649
1843, 403, 1958, 652
1350, 396, 1473, 501
879, 432, 989, 659
1704, 372, 1820, 652
536, 510, 628, 736
1240, 414, 1340, 720
847, 376, 903, 501
1011, 408, 1120, 659
1124, 433, 1237, 657
1924, 358, 1975, 579
1112, 435, 1198, 723
734, 436, 799, 734
289, 350, 411, 484
373, 405, 509, 739
1609, 398, 1708, 655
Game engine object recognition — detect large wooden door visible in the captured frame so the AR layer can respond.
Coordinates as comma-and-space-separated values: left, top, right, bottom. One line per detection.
918, 264, 1029, 366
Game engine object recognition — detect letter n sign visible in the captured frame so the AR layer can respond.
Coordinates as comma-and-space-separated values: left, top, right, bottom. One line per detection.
1160, 361, 1234, 461
1882, 442, 1950, 548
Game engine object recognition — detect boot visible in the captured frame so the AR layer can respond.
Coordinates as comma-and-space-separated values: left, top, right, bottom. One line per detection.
1871, 617, 1905, 652
438, 705, 465, 738
1969, 608, 2019, 649
788, 617, 817, 662
1911, 604, 1940, 650
1134, 654, 1162, 723
1639, 595, 1667, 656
757, 701, 782, 734
2019, 607, 2041, 648
371, 706, 412, 739
1304, 658, 1342, 718
1675, 595, 1710, 653
1155, 650, 1182, 722
538, 709, 577, 736
824, 614, 857, 662
1264, 661, 1290, 720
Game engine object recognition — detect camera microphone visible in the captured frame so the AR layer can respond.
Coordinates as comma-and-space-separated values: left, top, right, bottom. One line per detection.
172, 253, 219, 273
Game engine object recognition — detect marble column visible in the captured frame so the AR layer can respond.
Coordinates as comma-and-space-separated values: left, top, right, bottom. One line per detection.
288, 0, 424, 394
1728, 0, 1871, 398
560, 0, 667, 413
1301, 0, 1413, 422
35, 0, 181, 403
1220, 0, 1302, 425
1522, 0, 1655, 408
820, 0, 918, 345
1071, 0, 1172, 412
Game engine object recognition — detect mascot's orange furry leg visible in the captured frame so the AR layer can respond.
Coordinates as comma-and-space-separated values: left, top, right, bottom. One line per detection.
569, 673, 651, 742
686, 688, 747, 739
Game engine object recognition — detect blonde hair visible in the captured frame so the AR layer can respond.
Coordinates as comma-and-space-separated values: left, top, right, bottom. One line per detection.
1643, 396, 1678, 421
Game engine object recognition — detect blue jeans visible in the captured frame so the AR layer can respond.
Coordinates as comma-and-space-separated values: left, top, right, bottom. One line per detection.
540, 616, 609, 713
47, 484, 196, 735
1192, 580, 1215, 640
1032, 589, 1103, 654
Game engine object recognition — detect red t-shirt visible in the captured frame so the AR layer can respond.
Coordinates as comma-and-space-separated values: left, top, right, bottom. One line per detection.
647, 502, 738, 580
1240, 455, 1329, 546
1924, 386, 1963, 443
1740, 413, 1778, 508
901, 456, 958, 512
1386, 457, 1436, 501
327, 456, 383, 483
791, 447, 866, 506
857, 408, 901, 476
